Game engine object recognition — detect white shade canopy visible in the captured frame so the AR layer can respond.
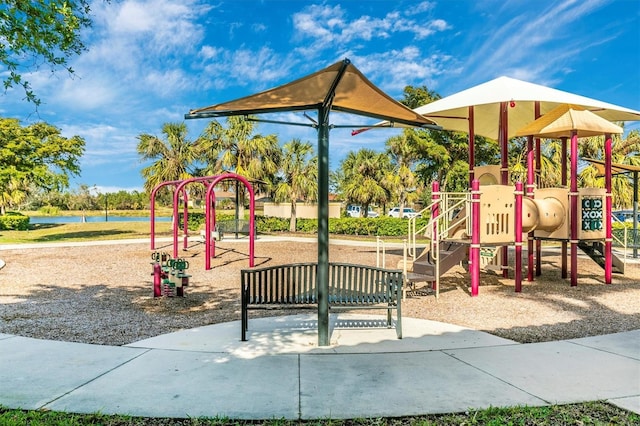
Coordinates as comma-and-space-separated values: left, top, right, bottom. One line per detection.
413, 76, 640, 140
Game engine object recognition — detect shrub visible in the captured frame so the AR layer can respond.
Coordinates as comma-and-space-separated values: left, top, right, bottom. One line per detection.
38, 205, 60, 215
0, 212, 30, 230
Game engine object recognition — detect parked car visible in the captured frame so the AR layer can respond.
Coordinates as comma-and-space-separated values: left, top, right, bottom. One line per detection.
388, 207, 421, 219
346, 205, 379, 218
612, 210, 640, 223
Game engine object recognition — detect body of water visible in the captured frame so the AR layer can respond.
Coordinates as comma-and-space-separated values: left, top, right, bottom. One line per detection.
29, 216, 172, 224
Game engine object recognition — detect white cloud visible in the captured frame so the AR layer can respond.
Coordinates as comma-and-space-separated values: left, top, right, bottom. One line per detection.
292, 3, 450, 52
461, 0, 612, 85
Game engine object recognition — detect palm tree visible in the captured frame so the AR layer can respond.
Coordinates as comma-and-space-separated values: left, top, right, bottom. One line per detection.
578, 128, 640, 209
384, 131, 420, 215
137, 122, 200, 194
274, 139, 318, 232
199, 116, 281, 214
339, 149, 391, 217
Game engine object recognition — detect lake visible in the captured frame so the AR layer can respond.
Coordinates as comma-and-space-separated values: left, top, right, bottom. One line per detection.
29, 216, 172, 224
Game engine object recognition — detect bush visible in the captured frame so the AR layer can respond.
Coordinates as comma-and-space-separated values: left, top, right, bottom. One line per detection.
38, 205, 60, 215
253, 216, 427, 237
0, 212, 30, 230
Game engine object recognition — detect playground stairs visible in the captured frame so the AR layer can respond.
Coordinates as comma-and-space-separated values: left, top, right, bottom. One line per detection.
405, 241, 469, 286
578, 241, 625, 274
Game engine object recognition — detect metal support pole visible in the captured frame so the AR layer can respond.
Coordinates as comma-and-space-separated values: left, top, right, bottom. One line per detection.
431, 181, 440, 295
526, 135, 535, 282
634, 171, 639, 258
499, 102, 509, 278
317, 106, 330, 347
183, 192, 189, 251
570, 131, 579, 287
534, 102, 543, 277
471, 179, 481, 296
604, 134, 613, 284
468, 106, 475, 189
515, 181, 523, 292
561, 136, 568, 278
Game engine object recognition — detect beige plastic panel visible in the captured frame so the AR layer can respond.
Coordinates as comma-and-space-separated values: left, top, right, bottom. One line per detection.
474, 165, 503, 186
479, 185, 514, 244
577, 188, 606, 240
533, 187, 569, 240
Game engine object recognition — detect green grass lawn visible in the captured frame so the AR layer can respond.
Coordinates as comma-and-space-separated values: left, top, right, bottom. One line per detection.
0, 221, 174, 244
1, 401, 638, 425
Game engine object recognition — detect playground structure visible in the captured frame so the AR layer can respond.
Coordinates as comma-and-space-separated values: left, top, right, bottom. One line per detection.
149, 173, 256, 271
384, 101, 638, 297
399, 160, 629, 297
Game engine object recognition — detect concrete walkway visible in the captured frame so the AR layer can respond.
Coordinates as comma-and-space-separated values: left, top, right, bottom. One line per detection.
1, 314, 638, 420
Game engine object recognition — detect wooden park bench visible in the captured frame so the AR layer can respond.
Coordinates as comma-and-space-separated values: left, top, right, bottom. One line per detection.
240, 262, 403, 341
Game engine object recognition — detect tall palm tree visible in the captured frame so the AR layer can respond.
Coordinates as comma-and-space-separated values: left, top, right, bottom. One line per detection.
384, 131, 420, 215
274, 139, 318, 232
578, 128, 640, 209
137, 122, 200, 194
200, 116, 281, 213
339, 149, 391, 216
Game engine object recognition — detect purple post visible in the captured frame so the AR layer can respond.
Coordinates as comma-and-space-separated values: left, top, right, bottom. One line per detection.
515, 181, 523, 292
500, 102, 509, 278
205, 173, 256, 270
605, 134, 613, 284
468, 106, 475, 189
570, 131, 578, 287
561, 136, 568, 279
150, 180, 182, 250
526, 136, 535, 282
431, 181, 440, 290
183, 192, 189, 251
471, 179, 481, 296
535, 102, 542, 277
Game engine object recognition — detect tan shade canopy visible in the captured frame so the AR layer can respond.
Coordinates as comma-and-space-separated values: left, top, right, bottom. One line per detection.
515, 104, 623, 138
186, 59, 436, 127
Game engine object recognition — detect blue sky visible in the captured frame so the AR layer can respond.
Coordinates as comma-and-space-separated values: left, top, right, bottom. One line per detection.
2, 0, 639, 193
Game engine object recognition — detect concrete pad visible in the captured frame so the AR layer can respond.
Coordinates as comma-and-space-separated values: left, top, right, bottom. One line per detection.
568, 330, 640, 360
299, 351, 547, 419
46, 349, 301, 419
446, 341, 640, 405
0, 336, 147, 410
609, 396, 640, 414
128, 314, 516, 356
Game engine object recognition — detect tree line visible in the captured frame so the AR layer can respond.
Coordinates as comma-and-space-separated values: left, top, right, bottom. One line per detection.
1, 86, 639, 231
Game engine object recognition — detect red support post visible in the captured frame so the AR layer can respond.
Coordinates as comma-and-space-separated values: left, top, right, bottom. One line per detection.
570, 131, 579, 287
468, 106, 475, 189
534, 101, 542, 277
526, 135, 535, 282
183, 192, 189, 251
471, 179, 481, 296
515, 181, 523, 292
500, 102, 509, 278
431, 181, 440, 291
604, 134, 613, 284
561, 136, 568, 279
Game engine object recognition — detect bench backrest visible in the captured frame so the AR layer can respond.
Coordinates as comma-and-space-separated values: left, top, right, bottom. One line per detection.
241, 262, 402, 306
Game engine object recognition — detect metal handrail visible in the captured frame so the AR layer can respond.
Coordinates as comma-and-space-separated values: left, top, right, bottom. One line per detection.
611, 215, 628, 265
407, 192, 469, 260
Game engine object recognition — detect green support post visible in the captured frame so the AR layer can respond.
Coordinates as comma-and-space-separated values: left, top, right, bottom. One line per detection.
317, 106, 330, 347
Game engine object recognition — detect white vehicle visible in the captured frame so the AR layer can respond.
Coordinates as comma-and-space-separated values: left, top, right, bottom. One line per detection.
388, 207, 421, 219
346, 205, 379, 218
